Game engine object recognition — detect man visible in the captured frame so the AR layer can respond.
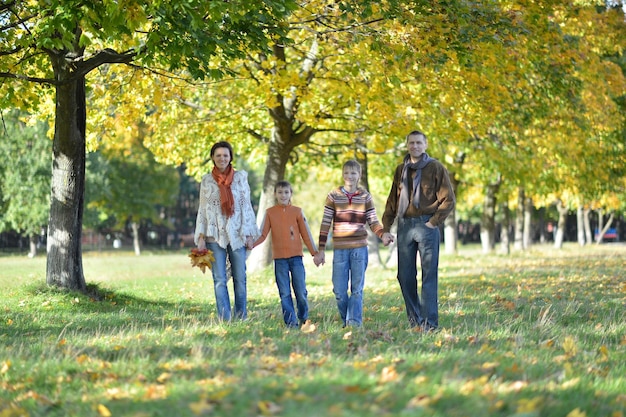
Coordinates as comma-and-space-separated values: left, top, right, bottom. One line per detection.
382, 130, 456, 331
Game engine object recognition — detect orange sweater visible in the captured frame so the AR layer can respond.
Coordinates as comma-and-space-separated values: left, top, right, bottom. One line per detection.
253, 204, 318, 259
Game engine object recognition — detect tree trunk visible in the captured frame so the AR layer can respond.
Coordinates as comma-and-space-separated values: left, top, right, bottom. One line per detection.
514, 187, 524, 251
583, 207, 592, 244
595, 211, 614, 245
444, 171, 459, 255
248, 42, 318, 271
132, 221, 141, 255
538, 207, 546, 243
247, 137, 289, 271
28, 234, 38, 258
46, 67, 87, 291
499, 200, 510, 255
480, 180, 499, 254
523, 197, 533, 250
554, 200, 568, 249
576, 205, 585, 246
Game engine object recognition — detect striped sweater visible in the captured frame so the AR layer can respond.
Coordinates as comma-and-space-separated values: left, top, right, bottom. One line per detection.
318, 186, 384, 250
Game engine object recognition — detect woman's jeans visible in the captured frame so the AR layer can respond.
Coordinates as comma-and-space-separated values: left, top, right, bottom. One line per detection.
332, 246, 368, 326
207, 242, 247, 321
397, 215, 440, 329
274, 256, 308, 327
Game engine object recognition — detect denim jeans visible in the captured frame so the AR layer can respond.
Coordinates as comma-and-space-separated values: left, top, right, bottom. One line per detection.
274, 256, 308, 327
397, 215, 440, 328
206, 241, 247, 321
331, 246, 368, 326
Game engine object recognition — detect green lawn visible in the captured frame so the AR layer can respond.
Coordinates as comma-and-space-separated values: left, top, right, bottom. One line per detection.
1, 243, 625, 417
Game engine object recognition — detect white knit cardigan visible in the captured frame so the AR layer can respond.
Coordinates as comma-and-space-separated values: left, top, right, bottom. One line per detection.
194, 170, 259, 250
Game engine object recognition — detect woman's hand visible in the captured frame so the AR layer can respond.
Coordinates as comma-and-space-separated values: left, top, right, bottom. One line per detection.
245, 236, 254, 250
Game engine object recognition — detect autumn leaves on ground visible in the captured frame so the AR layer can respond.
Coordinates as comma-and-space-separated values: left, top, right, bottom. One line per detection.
1, 243, 625, 417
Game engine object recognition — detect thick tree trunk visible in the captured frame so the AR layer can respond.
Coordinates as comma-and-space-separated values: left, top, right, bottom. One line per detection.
248, 138, 288, 271
46, 70, 87, 291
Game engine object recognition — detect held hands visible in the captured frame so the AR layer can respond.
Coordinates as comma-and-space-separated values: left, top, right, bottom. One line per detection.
313, 251, 325, 267
245, 236, 254, 250
381, 232, 395, 247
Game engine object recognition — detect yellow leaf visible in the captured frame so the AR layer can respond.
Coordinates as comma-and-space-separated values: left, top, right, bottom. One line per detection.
379, 365, 401, 383
517, 396, 543, 413
76, 354, 89, 364
257, 401, 282, 416
1, 360, 10, 374
97, 404, 112, 417
563, 336, 578, 357
189, 399, 214, 415
566, 408, 587, 417
156, 372, 171, 384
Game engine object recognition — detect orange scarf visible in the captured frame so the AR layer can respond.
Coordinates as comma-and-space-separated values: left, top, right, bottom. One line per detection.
212, 165, 235, 217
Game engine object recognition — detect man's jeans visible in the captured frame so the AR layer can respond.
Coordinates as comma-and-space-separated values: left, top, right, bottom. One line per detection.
207, 242, 247, 321
397, 215, 440, 328
274, 256, 308, 327
331, 246, 368, 326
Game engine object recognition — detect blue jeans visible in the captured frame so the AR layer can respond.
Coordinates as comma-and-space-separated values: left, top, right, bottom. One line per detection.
397, 215, 440, 329
331, 246, 368, 326
206, 241, 247, 321
274, 256, 308, 327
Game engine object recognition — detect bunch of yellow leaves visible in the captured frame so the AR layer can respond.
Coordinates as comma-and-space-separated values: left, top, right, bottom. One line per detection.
188, 248, 215, 273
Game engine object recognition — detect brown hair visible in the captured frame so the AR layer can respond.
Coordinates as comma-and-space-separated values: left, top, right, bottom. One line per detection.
342, 159, 362, 174
405, 130, 427, 143
274, 180, 292, 192
210, 141, 234, 160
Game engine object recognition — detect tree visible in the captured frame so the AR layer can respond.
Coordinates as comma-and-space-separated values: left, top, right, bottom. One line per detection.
101, 0, 523, 268
0, 110, 51, 256
84, 122, 179, 256
0, 0, 295, 290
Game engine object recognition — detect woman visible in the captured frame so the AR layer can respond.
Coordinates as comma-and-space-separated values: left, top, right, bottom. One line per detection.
194, 141, 259, 321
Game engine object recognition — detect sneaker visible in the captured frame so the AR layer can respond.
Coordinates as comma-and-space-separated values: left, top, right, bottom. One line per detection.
300, 320, 316, 333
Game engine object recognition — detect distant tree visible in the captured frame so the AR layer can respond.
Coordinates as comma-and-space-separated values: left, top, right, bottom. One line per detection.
0, 111, 50, 256
84, 125, 179, 255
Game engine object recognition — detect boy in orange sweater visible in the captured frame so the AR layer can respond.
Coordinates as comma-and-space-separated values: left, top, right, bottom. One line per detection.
253, 181, 319, 328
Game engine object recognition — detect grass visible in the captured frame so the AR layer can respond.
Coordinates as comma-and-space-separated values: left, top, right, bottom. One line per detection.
1, 243, 625, 417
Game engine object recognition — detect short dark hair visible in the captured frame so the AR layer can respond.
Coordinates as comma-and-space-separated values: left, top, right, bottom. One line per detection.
210, 141, 234, 160
274, 180, 292, 192
405, 130, 427, 143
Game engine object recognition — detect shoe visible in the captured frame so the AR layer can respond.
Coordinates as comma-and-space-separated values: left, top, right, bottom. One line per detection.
300, 320, 316, 333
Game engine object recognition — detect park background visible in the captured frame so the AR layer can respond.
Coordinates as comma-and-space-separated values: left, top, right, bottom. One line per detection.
1, 1, 626, 415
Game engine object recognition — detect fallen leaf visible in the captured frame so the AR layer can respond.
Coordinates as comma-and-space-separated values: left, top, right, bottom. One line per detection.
97, 404, 112, 417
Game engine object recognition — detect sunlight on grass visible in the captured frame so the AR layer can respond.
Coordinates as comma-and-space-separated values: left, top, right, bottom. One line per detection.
1, 243, 625, 416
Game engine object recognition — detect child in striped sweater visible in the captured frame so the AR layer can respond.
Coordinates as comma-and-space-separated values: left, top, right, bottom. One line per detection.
314, 160, 394, 327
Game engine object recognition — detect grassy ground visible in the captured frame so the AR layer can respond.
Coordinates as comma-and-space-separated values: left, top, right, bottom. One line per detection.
1, 243, 625, 417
